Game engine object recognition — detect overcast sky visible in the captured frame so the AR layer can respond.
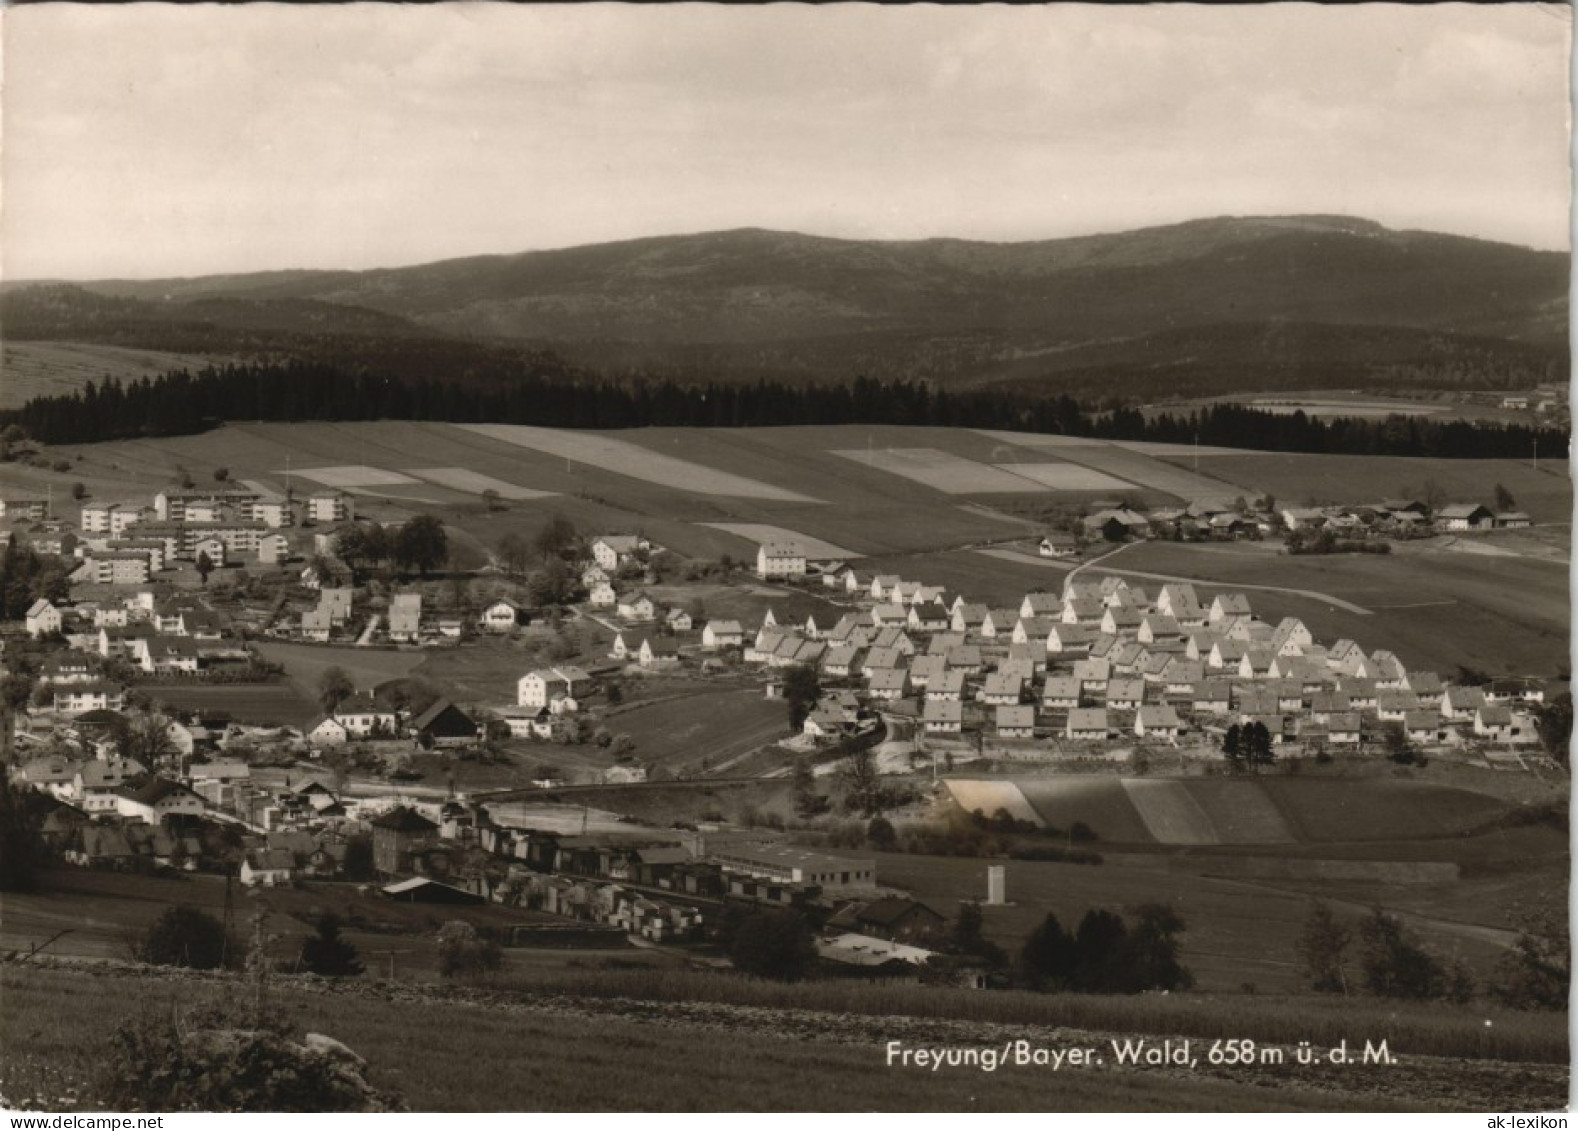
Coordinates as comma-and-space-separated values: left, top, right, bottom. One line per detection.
4, 3, 1571, 280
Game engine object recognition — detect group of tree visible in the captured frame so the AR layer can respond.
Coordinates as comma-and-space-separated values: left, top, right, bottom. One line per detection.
1531, 692, 1572, 765
4, 359, 1567, 462
1222, 722, 1275, 770
1020, 904, 1193, 993
0, 541, 71, 621
1284, 528, 1392, 555
1298, 902, 1471, 1002
720, 906, 818, 982
333, 515, 448, 579
0, 772, 44, 893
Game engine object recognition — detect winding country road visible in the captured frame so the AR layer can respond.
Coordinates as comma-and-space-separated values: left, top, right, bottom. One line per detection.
976, 544, 1374, 615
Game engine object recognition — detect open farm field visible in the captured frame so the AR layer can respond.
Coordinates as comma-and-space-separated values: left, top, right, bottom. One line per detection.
976, 429, 1246, 499
698, 523, 862, 559
968, 776, 1514, 849
253, 641, 427, 703
1169, 451, 1572, 522
405, 467, 557, 499
286, 464, 422, 488
834, 447, 1059, 494
599, 686, 791, 774
0, 341, 220, 409
137, 682, 320, 728
994, 461, 1135, 490
875, 852, 1515, 995
458, 423, 823, 502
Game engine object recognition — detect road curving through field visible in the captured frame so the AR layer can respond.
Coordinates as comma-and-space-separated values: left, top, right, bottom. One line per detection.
975, 545, 1374, 615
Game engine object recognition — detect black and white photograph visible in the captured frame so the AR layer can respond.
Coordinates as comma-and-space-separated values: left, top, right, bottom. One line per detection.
0, 0, 1571, 1116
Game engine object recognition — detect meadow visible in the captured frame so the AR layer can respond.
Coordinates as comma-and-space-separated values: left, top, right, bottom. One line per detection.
990, 775, 1517, 848
137, 683, 320, 728
598, 686, 791, 775
0, 342, 221, 410
6, 963, 1485, 1113
252, 641, 427, 702
874, 850, 1518, 996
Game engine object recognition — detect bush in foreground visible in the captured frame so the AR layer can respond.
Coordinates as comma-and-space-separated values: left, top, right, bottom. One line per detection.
103, 1006, 400, 1112
436, 921, 502, 979
137, 906, 236, 971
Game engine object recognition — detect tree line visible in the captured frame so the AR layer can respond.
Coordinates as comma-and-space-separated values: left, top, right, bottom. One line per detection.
1, 359, 1566, 460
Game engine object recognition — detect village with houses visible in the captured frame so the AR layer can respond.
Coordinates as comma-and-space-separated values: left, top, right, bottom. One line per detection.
0, 470, 1564, 984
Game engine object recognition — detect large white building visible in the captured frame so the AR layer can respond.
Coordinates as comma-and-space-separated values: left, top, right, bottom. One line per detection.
308, 492, 354, 524
756, 540, 807, 580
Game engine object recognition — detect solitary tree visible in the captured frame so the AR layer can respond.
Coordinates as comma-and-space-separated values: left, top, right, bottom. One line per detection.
782, 663, 822, 732
299, 914, 365, 977
70, 482, 87, 500
480, 488, 503, 513
138, 906, 234, 970
194, 551, 214, 586
1381, 721, 1422, 766
435, 920, 501, 979
1493, 483, 1518, 513
1244, 721, 1275, 769
213, 467, 230, 482
318, 666, 354, 712
112, 710, 181, 769
1071, 908, 1130, 992
838, 744, 884, 817
1221, 723, 1243, 768
1298, 900, 1352, 994
1125, 903, 1193, 992
1020, 912, 1078, 990
866, 815, 897, 849
952, 902, 1007, 969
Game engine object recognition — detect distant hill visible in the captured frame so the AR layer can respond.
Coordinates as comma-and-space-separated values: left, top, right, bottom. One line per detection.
4, 216, 1567, 399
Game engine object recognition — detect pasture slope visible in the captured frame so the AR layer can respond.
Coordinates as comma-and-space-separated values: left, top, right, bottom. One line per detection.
952, 775, 1516, 848
0, 341, 222, 409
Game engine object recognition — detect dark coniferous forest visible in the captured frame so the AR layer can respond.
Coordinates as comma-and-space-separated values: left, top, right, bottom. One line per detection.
1, 360, 1563, 460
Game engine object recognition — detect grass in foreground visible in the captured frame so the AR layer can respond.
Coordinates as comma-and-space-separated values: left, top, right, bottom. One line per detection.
0, 964, 1431, 1113
474, 964, 1567, 1066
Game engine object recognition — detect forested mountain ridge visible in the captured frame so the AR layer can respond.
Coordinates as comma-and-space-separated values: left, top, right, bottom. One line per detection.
4, 216, 1566, 399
